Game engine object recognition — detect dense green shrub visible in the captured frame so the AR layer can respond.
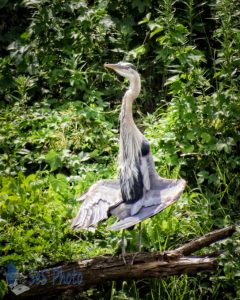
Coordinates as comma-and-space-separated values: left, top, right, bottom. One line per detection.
0, 99, 118, 176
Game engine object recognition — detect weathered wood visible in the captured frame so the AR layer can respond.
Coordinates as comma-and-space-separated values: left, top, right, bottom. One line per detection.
174, 225, 236, 255
17, 256, 217, 299
7, 225, 235, 299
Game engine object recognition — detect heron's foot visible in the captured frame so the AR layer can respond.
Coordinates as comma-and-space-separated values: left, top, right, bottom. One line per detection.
130, 251, 142, 265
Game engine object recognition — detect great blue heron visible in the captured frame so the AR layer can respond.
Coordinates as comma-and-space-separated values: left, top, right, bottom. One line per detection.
71, 62, 186, 252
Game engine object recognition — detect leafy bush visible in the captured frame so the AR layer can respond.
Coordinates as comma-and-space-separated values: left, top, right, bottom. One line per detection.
0, 99, 118, 176
0, 172, 119, 270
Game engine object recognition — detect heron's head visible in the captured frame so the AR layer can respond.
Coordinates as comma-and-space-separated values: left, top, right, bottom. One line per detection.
104, 62, 138, 80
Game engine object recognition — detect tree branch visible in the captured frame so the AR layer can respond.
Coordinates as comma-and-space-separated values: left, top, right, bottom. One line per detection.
174, 225, 236, 255
7, 226, 235, 299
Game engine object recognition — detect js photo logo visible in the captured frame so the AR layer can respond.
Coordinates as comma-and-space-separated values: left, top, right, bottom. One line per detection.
29, 266, 83, 286
4, 263, 83, 295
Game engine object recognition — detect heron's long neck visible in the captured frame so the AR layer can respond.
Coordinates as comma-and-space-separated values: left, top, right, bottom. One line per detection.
120, 73, 141, 125
119, 73, 142, 164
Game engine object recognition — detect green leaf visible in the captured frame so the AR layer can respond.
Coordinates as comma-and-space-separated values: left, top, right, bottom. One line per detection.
150, 26, 164, 39
45, 150, 62, 171
165, 75, 180, 86
201, 133, 212, 143
138, 13, 151, 25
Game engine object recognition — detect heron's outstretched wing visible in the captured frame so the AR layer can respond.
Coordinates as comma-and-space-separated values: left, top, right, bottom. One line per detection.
71, 179, 121, 229
109, 177, 186, 230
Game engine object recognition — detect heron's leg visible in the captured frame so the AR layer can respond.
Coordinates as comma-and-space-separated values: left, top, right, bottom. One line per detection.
121, 229, 127, 264
131, 223, 142, 265
137, 222, 142, 252
121, 229, 126, 256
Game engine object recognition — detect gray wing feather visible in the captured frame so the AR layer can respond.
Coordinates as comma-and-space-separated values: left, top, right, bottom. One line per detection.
140, 156, 150, 191
71, 179, 121, 229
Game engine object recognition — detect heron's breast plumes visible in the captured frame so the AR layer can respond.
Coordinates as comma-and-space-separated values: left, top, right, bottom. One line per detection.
119, 124, 144, 202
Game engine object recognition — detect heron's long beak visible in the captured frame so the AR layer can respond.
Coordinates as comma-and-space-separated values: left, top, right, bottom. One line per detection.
104, 63, 118, 70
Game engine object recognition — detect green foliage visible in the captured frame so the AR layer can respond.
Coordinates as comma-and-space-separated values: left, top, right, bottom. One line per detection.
0, 172, 117, 270
0, 99, 118, 176
0, 0, 240, 299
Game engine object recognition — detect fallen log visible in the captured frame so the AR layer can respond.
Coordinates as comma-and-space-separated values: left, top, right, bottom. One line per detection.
6, 225, 236, 299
